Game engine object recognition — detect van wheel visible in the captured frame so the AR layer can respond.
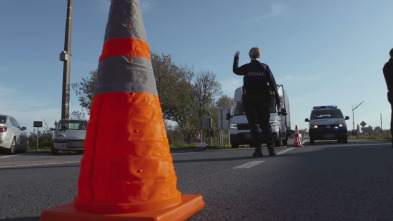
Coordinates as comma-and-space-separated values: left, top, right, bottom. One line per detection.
9, 138, 16, 154
274, 131, 282, 147
51, 144, 58, 155
282, 138, 288, 146
231, 142, 239, 148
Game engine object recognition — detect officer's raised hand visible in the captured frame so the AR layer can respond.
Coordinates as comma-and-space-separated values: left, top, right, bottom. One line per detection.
235, 51, 240, 58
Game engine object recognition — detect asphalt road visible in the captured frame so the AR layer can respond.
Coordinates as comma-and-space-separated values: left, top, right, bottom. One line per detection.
1, 140, 393, 221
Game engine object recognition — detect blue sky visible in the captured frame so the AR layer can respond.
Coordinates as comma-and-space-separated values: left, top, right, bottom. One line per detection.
1, 0, 392, 134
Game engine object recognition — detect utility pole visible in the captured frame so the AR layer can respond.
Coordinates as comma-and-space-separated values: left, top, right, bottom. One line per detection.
60, 0, 73, 120
352, 101, 364, 131
381, 113, 383, 137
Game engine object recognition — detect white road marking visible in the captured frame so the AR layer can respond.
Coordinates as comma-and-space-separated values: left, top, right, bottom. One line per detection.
0, 155, 16, 159
233, 160, 265, 169
277, 147, 296, 155
0, 161, 80, 169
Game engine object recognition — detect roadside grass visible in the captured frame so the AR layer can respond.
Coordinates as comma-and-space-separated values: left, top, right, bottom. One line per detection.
349, 136, 391, 142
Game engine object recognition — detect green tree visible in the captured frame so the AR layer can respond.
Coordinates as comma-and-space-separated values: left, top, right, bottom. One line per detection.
71, 70, 97, 114
216, 94, 236, 109
72, 52, 223, 143
70, 110, 86, 120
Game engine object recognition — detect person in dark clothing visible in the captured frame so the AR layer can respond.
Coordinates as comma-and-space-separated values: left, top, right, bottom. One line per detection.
383, 48, 393, 147
233, 46, 280, 157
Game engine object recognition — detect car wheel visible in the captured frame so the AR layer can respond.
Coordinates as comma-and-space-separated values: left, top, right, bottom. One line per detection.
51, 144, 58, 155
9, 138, 16, 154
337, 139, 342, 143
282, 138, 288, 146
22, 140, 28, 153
343, 136, 348, 143
310, 137, 315, 145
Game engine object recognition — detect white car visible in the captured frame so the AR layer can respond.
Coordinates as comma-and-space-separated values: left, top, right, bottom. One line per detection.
305, 105, 349, 144
0, 114, 28, 154
51, 119, 87, 154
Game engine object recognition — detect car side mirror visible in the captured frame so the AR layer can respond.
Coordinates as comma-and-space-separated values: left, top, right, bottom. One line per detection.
345, 116, 350, 120
279, 108, 287, 116
226, 113, 233, 120
305, 118, 310, 122
21, 127, 26, 130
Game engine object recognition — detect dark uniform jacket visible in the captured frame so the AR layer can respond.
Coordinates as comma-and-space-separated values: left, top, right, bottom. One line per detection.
383, 58, 393, 91
233, 56, 280, 103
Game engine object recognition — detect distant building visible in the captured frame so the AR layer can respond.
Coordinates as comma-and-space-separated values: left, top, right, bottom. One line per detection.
361, 126, 373, 135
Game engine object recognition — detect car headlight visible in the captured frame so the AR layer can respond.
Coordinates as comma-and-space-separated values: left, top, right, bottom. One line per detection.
55, 135, 66, 142
230, 124, 237, 129
313, 125, 318, 129
336, 123, 346, 130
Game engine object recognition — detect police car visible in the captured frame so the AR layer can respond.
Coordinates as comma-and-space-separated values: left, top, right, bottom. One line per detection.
305, 105, 349, 144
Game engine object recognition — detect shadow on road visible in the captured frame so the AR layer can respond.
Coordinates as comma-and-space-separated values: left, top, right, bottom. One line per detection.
0, 217, 39, 221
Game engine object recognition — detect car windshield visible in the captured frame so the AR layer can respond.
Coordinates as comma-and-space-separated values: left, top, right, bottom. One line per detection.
310, 109, 344, 120
0, 116, 6, 124
58, 120, 87, 130
234, 103, 276, 116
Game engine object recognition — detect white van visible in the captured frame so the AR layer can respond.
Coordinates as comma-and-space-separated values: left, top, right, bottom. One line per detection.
227, 85, 291, 148
305, 105, 349, 144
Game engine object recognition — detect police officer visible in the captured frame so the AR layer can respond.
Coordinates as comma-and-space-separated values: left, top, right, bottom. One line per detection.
233, 47, 280, 157
383, 48, 393, 147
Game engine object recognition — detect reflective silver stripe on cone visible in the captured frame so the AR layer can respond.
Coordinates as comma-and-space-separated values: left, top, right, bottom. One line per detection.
94, 56, 158, 96
104, 0, 147, 42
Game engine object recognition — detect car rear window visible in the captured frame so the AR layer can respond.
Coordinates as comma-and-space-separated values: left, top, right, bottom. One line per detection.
0, 116, 6, 123
58, 120, 87, 130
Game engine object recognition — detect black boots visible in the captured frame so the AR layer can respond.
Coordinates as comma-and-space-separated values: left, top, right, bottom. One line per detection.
267, 144, 276, 156
253, 145, 276, 157
253, 148, 263, 157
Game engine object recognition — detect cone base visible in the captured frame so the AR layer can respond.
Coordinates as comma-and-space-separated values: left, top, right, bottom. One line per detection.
40, 195, 204, 221
293, 142, 302, 147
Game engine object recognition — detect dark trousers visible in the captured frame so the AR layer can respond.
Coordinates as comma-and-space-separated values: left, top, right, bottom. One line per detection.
388, 92, 393, 140
243, 94, 272, 149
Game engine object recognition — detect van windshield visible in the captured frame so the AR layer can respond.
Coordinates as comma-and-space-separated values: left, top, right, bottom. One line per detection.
58, 120, 87, 130
234, 103, 276, 116
310, 109, 343, 120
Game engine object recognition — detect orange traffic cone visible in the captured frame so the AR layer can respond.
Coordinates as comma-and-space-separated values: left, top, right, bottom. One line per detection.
40, 0, 204, 220
293, 125, 303, 147
196, 131, 206, 151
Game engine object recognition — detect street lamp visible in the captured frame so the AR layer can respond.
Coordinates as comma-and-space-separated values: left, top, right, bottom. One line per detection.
352, 101, 364, 131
